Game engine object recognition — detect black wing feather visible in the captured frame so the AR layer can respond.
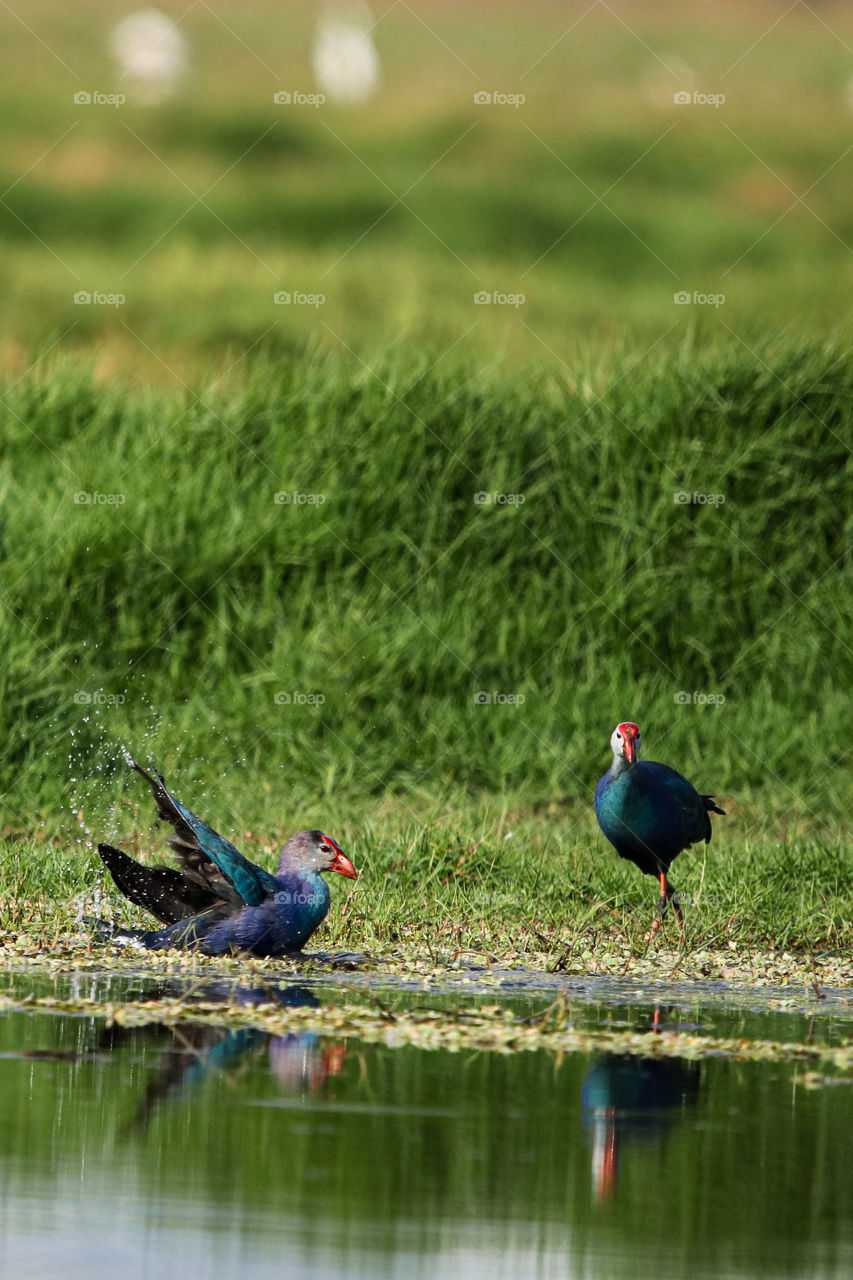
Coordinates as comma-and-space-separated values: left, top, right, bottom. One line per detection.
98, 843, 221, 925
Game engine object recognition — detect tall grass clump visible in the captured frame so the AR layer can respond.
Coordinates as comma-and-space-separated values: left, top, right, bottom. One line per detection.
0, 338, 847, 833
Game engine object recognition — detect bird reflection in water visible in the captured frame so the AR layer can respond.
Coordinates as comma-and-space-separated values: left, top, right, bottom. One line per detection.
99, 983, 347, 1129
581, 1007, 700, 1200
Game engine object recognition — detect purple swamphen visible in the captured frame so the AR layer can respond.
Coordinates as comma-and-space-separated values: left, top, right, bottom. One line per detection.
97, 758, 357, 956
594, 722, 724, 938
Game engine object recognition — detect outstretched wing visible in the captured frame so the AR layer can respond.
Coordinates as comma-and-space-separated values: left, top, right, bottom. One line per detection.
131, 759, 278, 907
98, 842, 222, 924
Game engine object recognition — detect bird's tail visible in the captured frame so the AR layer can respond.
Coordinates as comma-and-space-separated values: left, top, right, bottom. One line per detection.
703, 795, 726, 816
83, 915, 151, 949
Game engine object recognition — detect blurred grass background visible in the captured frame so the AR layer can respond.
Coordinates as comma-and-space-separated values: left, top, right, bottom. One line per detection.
0, 1, 849, 928
1, 0, 853, 378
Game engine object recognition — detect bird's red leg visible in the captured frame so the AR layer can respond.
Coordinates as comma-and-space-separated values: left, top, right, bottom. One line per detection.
646, 873, 669, 941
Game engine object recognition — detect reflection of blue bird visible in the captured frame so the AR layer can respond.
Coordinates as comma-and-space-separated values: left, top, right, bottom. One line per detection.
582, 1050, 700, 1200
594, 722, 724, 937
97, 759, 357, 955
98, 983, 347, 1130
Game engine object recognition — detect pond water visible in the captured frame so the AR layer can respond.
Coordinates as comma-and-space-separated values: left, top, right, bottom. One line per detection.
0, 969, 851, 1279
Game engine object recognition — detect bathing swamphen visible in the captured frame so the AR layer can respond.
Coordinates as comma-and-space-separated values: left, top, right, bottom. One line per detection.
594, 722, 724, 938
97, 758, 357, 956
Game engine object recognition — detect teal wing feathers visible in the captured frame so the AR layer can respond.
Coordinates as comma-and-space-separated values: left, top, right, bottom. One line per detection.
131, 759, 279, 906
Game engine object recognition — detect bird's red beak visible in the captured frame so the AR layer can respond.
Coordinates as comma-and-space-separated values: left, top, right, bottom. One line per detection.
330, 849, 358, 880
618, 722, 638, 764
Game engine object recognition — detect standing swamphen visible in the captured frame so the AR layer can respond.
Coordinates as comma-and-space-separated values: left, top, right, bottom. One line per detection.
97, 758, 357, 956
594, 722, 724, 938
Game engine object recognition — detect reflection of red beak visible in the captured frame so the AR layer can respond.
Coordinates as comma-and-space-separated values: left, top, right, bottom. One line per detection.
330, 849, 358, 880
322, 1044, 348, 1077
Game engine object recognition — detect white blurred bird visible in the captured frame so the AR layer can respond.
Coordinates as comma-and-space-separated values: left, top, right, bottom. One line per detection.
313, 3, 380, 106
110, 9, 189, 104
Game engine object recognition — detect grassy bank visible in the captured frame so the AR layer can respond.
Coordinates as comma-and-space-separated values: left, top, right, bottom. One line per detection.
0, 338, 847, 963
3, 807, 850, 967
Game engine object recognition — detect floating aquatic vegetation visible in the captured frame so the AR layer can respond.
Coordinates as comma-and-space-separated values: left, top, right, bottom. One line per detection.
0, 987, 852, 1073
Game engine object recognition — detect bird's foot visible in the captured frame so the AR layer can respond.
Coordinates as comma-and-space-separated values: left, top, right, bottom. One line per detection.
644, 889, 683, 944
644, 905, 667, 943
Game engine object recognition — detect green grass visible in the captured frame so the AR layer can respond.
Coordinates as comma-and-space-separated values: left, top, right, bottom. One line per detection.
0, 4, 850, 965
0, 338, 848, 826
1, 809, 849, 965
0, 337, 847, 961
